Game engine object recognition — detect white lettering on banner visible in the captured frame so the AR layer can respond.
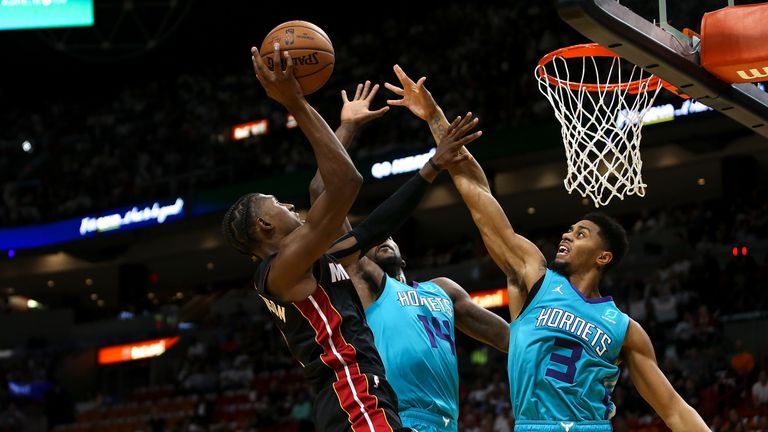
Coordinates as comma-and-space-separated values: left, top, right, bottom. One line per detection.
232, 119, 269, 140
79, 198, 185, 235
615, 98, 712, 128
371, 148, 436, 179
130, 340, 167, 360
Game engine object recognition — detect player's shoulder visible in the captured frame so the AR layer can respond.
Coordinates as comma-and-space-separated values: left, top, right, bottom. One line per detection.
253, 253, 279, 291
427, 277, 465, 301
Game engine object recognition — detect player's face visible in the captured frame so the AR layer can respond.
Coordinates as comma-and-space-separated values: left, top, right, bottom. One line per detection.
367, 237, 403, 268
553, 220, 605, 274
255, 194, 303, 235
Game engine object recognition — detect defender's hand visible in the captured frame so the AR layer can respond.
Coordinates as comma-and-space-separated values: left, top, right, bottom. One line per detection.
251, 44, 304, 108
432, 112, 482, 169
340, 80, 390, 127
385, 64, 440, 121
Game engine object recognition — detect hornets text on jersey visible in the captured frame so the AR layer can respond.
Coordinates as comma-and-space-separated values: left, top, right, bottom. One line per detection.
366, 275, 459, 432
508, 269, 630, 430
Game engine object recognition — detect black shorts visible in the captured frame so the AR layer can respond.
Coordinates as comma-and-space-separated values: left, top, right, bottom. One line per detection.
312, 372, 410, 432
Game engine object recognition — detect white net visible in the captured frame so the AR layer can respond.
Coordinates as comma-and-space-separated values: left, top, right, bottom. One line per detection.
535, 51, 663, 207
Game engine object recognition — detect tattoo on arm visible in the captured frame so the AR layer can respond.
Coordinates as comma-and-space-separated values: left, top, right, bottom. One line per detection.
427, 116, 450, 149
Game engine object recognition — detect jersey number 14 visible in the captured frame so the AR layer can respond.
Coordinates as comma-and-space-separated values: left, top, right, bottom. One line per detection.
417, 314, 455, 356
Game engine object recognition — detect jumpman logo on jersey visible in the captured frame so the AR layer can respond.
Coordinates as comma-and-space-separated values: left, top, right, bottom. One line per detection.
443, 417, 450, 427
560, 422, 574, 432
552, 284, 564, 295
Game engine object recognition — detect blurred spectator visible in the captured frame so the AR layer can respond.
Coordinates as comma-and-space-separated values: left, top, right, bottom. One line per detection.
147, 406, 167, 432
753, 370, 768, 407
730, 339, 755, 377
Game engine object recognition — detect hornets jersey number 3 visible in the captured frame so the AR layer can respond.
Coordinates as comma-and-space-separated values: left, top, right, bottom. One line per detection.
508, 269, 630, 423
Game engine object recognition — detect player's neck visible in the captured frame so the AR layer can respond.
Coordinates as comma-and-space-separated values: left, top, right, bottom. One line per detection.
395, 270, 406, 284
257, 243, 278, 259
568, 270, 602, 299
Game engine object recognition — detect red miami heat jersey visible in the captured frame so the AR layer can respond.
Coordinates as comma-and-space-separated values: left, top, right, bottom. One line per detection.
254, 253, 402, 432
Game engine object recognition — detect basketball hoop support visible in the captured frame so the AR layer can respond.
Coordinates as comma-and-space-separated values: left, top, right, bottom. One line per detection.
657, 0, 692, 47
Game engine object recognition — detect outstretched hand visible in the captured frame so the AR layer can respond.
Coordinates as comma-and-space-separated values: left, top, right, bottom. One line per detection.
251, 44, 304, 108
431, 112, 482, 169
340, 80, 390, 127
385, 64, 439, 121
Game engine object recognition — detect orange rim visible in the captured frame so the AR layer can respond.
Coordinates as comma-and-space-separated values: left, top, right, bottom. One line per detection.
537, 43, 681, 95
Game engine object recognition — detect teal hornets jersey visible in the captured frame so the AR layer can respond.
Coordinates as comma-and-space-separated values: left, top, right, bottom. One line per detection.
365, 275, 459, 429
509, 269, 630, 422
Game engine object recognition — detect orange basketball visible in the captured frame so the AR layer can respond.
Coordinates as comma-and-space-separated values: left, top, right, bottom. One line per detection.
259, 20, 334, 95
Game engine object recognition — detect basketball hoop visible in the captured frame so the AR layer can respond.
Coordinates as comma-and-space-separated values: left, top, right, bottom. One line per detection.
535, 43, 680, 207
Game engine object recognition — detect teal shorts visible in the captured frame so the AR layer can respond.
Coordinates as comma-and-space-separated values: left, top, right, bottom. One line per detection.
400, 408, 457, 432
514, 420, 612, 432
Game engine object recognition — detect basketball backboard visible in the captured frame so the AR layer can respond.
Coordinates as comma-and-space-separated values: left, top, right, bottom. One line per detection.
556, 0, 768, 138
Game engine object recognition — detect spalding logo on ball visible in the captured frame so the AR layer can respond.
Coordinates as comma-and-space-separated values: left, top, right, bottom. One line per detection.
260, 20, 334, 95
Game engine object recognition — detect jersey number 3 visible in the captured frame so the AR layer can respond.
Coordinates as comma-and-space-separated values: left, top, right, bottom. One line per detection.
417, 314, 455, 356
545, 337, 583, 384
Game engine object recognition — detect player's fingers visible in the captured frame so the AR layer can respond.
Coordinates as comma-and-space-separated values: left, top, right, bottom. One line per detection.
459, 112, 474, 128
366, 83, 380, 102
354, 83, 363, 100
251, 48, 266, 75
457, 115, 479, 137
370, 106, 390, 118
272, 43, 282, 72
384, 82, 404, 96
416, 76, 427, 89
251, 56, 261, 77
386, 99, 406, 106
447, 115, 463, 136
457, 120, 479, 141
452, 112, 473, 136
283, 51, 294, 76
361, 80, 371, 99
393, 64, 413, 85
455, 130, 483, 147
341, 89, 349, 103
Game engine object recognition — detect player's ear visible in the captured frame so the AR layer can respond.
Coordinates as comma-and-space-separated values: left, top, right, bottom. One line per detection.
256, 217, 273, 232
400, 258, 406, 269
596, 250, 613, 268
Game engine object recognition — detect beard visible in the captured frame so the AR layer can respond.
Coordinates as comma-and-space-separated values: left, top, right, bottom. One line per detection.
373, 254, 404, 279
549, 259, 572, 277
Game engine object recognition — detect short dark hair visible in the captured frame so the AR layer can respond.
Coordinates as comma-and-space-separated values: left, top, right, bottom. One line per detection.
582, 212, 628, 272
221, 193, 260, 257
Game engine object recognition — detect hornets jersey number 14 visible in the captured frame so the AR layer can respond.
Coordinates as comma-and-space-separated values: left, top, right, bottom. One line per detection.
365, 275, 459, 429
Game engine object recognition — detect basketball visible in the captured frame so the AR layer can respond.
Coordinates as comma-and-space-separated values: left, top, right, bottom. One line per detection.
259, 20, 334, 95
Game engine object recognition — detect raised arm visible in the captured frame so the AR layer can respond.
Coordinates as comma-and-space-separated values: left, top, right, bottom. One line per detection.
431, 277, 509, 352
309, 80, 389, 205
622, 319, 708, 431
328, 115, 479, 265
385, 65, 546, 318
251, 45, 362, 300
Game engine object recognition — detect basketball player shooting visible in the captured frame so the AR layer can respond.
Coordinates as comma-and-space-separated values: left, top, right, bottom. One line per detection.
222, 45, 409, 432
307, 81, 509, 432
384, 65, 708, 432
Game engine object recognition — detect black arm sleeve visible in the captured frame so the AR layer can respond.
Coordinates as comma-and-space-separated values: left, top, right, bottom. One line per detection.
331, 172, 431, 259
